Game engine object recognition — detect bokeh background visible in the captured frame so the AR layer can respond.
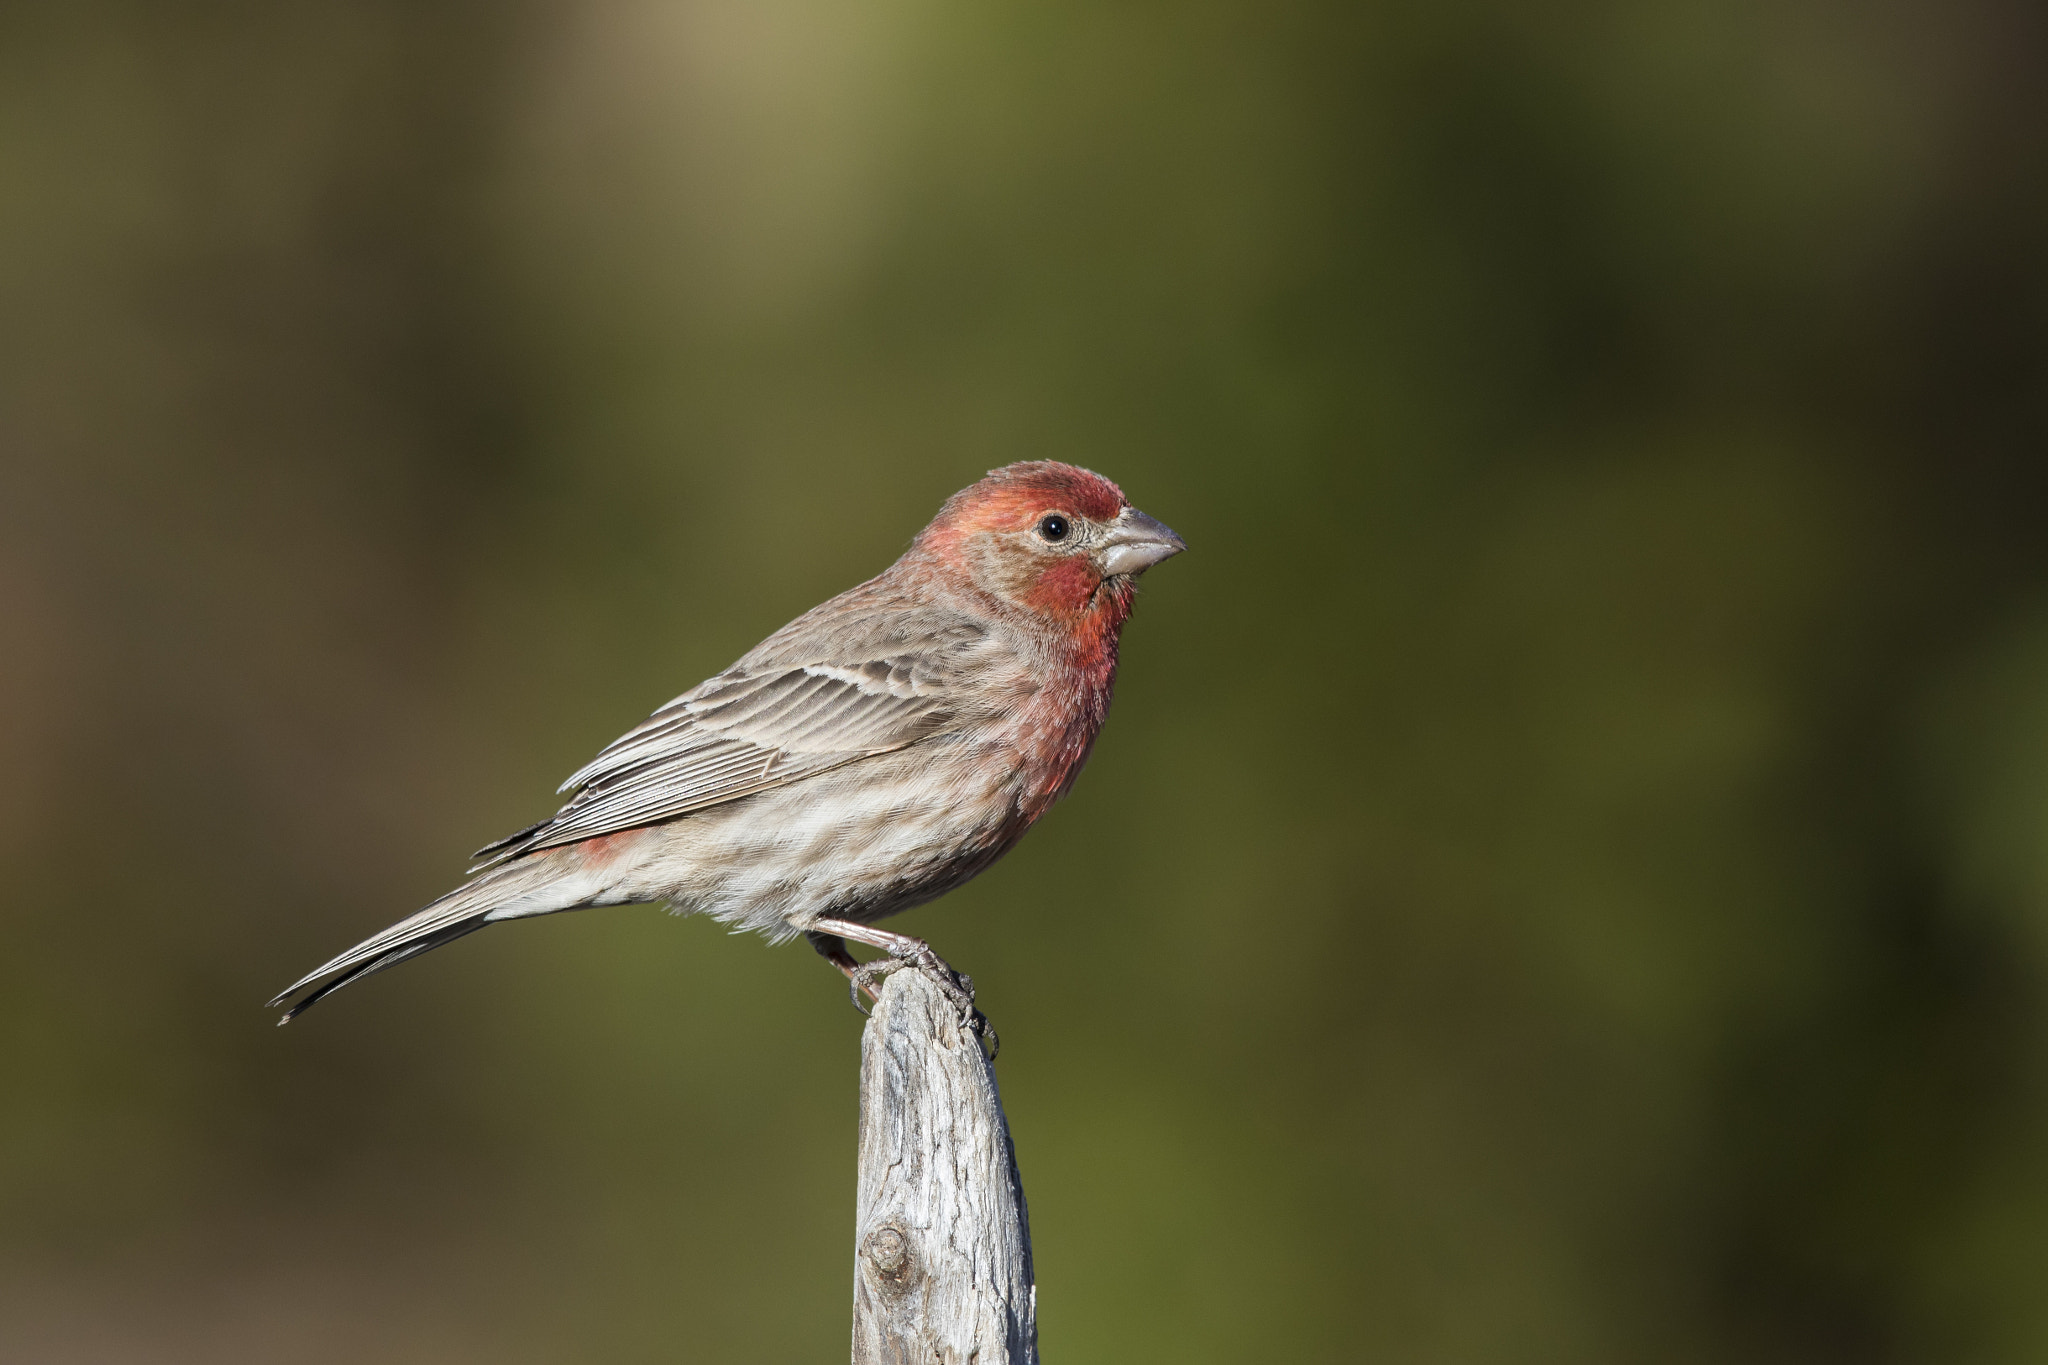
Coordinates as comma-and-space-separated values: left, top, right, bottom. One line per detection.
4, 1, 2048, 1361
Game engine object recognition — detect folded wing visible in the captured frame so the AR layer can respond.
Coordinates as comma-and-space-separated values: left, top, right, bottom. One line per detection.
472, 617, 995, 867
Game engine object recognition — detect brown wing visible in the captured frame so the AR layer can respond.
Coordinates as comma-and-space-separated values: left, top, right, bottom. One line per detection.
471, 613, 998, 866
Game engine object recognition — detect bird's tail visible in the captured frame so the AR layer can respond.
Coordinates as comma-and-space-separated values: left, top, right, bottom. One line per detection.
270, 855, 597, 1024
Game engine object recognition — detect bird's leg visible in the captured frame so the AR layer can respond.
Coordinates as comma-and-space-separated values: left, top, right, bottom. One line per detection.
810, 919, 970, 1000
807, 930, 884, 1010
808, 917, 996, 1056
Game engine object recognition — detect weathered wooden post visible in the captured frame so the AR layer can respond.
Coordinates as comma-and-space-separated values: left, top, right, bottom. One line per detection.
852, 969, 1038, 1364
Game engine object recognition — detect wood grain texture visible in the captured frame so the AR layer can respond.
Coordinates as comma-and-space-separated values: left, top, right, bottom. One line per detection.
852, 970, 1037, 1365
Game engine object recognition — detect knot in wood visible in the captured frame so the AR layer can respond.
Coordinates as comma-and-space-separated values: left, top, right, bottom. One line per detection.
862, 1223, 914, 1289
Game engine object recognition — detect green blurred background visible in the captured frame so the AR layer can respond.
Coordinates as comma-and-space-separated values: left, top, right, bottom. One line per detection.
4, 1, 2048, 1360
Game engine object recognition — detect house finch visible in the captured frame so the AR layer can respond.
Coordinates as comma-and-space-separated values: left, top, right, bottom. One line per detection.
272, 461, 1184, 1028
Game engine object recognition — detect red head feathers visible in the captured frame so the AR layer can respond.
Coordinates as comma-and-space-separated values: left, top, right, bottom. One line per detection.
914, 462, 1180, 628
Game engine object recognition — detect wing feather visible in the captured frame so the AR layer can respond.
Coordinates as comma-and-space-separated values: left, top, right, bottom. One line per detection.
472, 612, 1000, 866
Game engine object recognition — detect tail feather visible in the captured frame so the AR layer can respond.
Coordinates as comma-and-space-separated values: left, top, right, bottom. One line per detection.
271, 858, 583, 1023
273, 918, 490, 1024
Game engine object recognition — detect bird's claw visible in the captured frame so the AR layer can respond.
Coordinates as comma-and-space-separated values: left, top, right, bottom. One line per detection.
847, 955, 908, 1013
850, 944, 997, 1058
921, 956, 998, 1060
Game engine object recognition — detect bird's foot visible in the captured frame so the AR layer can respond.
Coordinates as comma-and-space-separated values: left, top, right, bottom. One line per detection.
891, 942, 994, 1054
809, 920, 997, 1058
811, 931, 887, 1010
847, 954, 907, 1011
861, 944, 995, 1055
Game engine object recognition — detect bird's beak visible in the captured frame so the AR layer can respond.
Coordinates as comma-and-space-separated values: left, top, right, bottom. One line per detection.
1098, 507, 1187, 578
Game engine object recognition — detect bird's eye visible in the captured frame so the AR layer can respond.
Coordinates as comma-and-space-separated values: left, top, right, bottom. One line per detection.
1037, 514, 1071, 542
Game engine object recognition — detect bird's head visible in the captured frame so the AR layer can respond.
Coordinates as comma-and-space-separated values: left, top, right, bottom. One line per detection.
917, 462, 1186, 622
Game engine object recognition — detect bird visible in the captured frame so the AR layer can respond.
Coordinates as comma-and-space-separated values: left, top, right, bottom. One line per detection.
271, 461, 1185, 1029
